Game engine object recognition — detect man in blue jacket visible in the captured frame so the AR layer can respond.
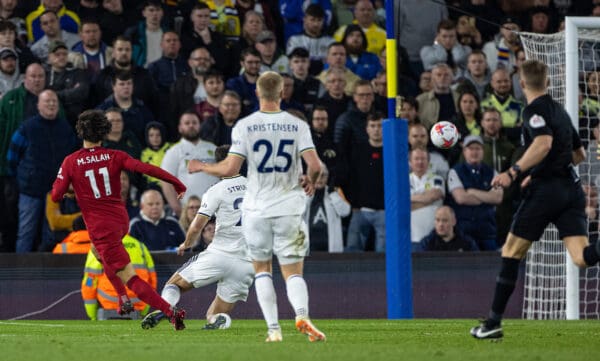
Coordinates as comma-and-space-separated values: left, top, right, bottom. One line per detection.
7, 89, 77, 252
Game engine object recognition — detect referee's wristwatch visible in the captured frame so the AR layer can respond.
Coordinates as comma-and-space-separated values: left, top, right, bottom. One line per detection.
508, 164, 522, 180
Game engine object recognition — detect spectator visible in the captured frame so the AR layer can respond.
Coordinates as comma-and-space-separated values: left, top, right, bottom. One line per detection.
286, 4, 334, 75
480, 68, 523, 145
0, 47, 22, 97
304, 164, 350, 252
447, 135, 503, 250
419, 206, 479, 252
408, 123, 449, 180
371, 70, 387, 114
124, 0, 165, 68
196, 68, 225, 123
420, 19, 471, 77
255, 30, 288, 74
310, 106, 337, 183
44, 40, 90, 128
399, 96, 419, 124
480, 107, 516, 244
345, 113, 385, 252
169, 47, 213, 139
226, 47, 260, 117
200, 90, 241, 146
191, 218, 215, 252
140, 121, 172, 191
455, 15, 482, 50
395, 0, 447, 80
71, 20, 112, 84
0, 20, 38, 74
178, 194, 201, 234
280, 0, 332, 44
280, 73, 304, 113
96, 70, 155, 145
340, 24, 381, 81
409, 147, 444, 250
120, 170, 139, 219
148, 31, 189, 127
98, 0, 132, 46
51, 215, 91, 254
235, 0, 283, 48
416, 63, 460, 130
7, 89, 77, 252
30, 10, 81, 63
160, 111, 218, 217
317, 42, 360, 96
72, 0, 103, 22
512, 48, 526, 103
452, 91, 482, 139
0, 0, 27, 45
25, 0, 80, 43
482, 16, 521, 73
129, 189, 185, 251
333, 0, 385, 55
289, 47, 323, 115
229, 10, 264, 76
334, 80, 374, 194
378, 44, 416, 98
315, 67, 351, 132
102, 107, 142, 160
81, 234, 156, 320
93, 36, 159, 118
44, 187, 81, 252
527, 6, 553, 34
418, 70, 432, 94
180, 3, 230, 77
457, 50, 491, 101
205, 0, 241, 43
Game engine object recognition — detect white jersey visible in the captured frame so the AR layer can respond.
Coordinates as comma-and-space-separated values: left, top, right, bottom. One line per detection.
198, 175, 250, 260
161, 138, 219, 203
230, 111, 315, 217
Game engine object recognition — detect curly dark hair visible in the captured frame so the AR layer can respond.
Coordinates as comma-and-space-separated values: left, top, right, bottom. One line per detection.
76, 110, 112, 143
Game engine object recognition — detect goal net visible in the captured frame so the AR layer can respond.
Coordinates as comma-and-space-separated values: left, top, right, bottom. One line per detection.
519, 18, 600, 320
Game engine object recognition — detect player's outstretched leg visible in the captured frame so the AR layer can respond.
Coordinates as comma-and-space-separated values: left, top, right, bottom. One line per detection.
127, 275, 186, 331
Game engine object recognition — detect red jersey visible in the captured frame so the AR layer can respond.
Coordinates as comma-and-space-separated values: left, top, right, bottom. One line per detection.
51, 147, 186, 240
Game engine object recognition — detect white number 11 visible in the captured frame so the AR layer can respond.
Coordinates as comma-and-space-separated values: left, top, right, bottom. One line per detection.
85, 167, 112, 199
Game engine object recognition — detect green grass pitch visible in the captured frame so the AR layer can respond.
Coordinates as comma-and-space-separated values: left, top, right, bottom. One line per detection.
2, 319, 600, 361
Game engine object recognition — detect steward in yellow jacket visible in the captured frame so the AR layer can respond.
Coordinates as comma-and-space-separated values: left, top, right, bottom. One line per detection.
81, 235, 156, 320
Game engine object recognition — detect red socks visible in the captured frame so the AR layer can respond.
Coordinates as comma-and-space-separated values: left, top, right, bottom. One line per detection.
126, 275, 173, 317
103, 264, 129, 302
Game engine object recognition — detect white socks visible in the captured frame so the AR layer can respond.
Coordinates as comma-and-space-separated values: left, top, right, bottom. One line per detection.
161, 284, 181, 306
255, 272, 280, 330
286, 274, 308, 318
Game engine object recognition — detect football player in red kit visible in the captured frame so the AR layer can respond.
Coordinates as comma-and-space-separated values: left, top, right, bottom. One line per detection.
52, 110, 187, 330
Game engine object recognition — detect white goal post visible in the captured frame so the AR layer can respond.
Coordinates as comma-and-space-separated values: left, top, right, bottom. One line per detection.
519, 17, 600, 320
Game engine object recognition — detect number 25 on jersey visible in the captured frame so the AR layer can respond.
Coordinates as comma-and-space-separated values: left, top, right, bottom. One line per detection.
253, 139, 294, 173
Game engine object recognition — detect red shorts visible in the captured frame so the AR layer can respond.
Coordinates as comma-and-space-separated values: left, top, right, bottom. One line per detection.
93, 230, 130, 271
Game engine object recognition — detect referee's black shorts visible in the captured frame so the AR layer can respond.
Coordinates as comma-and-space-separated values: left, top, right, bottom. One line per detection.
511, 177, 587, 242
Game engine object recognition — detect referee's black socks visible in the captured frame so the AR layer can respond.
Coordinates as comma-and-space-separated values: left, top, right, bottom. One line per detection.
489, 257, 521, 326
583, 241, 600, 266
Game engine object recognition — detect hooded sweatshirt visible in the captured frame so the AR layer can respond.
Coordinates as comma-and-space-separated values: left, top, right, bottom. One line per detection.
140, 121, 172, 186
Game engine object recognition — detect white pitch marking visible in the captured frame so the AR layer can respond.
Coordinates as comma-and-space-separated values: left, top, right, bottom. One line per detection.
0, 321, 65, 327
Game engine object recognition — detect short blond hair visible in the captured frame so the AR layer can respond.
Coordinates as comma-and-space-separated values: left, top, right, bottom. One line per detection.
257, 71, 283, 102
520, 59, 548, 91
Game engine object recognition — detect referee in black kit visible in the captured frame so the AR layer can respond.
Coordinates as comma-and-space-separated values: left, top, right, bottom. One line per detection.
471, 59, 600, 339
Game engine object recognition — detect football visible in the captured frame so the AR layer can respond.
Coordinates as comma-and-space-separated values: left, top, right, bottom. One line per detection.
208, 312, 232, 329
430, 121, 459, 149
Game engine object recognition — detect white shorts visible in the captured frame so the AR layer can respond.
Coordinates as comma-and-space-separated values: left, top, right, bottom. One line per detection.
176, 250, 254, 303
243, 213, 309, 265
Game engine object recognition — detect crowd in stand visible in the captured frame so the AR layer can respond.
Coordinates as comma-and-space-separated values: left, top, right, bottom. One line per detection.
0, 0, 599, 255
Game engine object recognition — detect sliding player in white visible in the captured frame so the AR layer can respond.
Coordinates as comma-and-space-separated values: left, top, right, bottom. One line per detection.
188, 71, 325, 342
141, 145, 254, 330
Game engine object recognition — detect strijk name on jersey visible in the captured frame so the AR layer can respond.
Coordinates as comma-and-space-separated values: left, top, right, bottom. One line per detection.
77, 153, 110, 166
247, 123, 298, 133
227, 184, 246, 193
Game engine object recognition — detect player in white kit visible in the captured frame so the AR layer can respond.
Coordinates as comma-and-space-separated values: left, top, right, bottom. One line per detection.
141, 145, 254, 330
188, 71, 325, 342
